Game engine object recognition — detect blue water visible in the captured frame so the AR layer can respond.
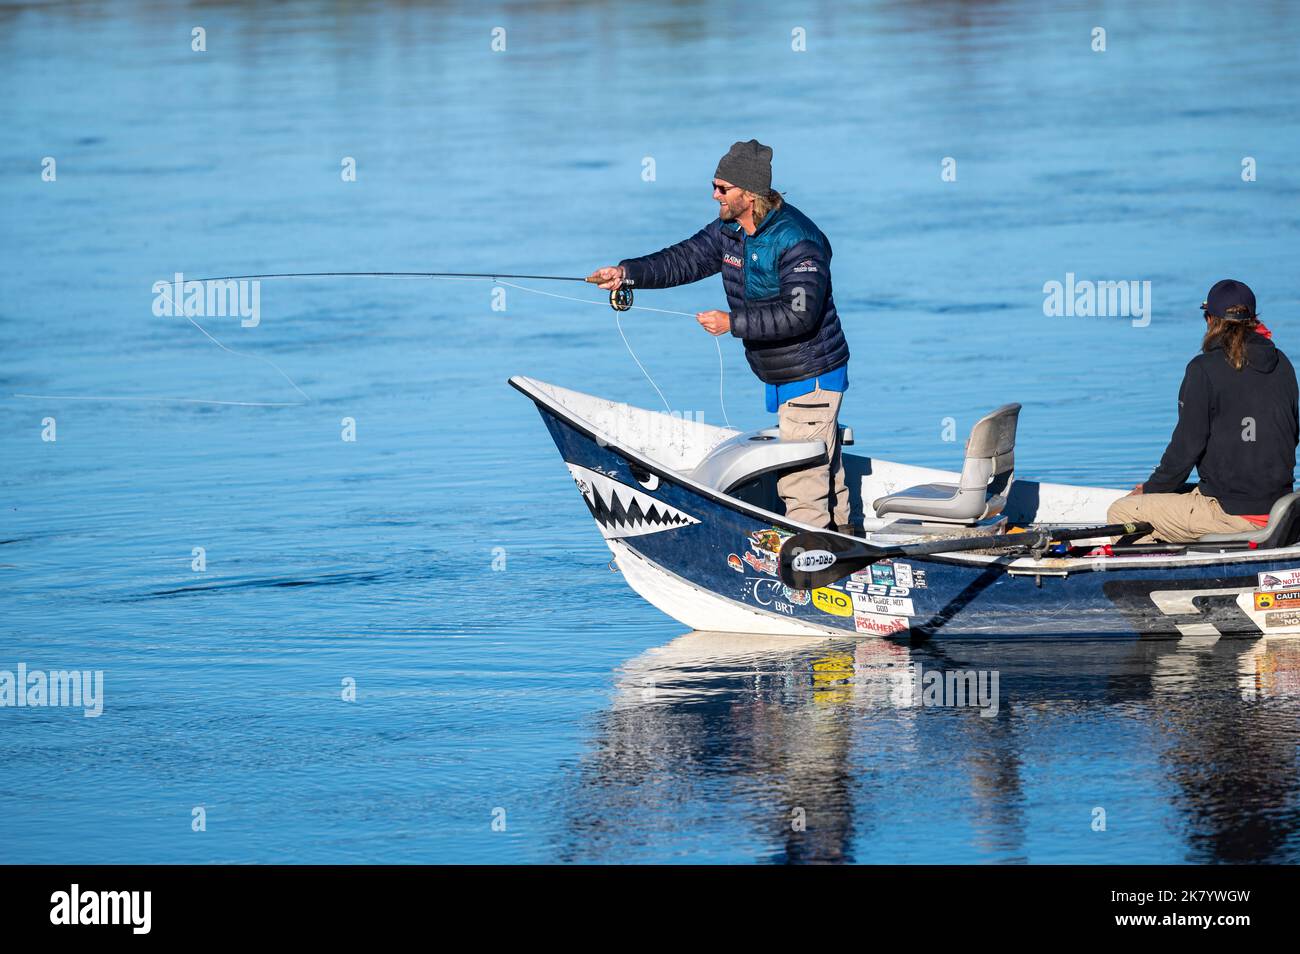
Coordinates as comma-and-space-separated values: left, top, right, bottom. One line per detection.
2, 0, 1299, 863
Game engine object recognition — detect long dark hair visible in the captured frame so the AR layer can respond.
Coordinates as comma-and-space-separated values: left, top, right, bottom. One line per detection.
1203, 305, 1261, 371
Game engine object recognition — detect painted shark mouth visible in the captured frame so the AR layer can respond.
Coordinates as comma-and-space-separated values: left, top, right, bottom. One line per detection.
566, 463, 701, 539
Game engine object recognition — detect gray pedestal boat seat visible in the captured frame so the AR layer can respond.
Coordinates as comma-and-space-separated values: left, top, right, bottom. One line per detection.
1197, 492, 1300, 547
689, 427, 854, 495
872, 404, 1022, 524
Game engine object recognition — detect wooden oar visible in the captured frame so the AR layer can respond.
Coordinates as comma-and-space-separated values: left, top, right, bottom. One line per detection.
777, 521, 1152, 590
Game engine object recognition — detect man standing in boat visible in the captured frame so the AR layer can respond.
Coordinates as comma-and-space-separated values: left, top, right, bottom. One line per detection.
589, 139, 853, 532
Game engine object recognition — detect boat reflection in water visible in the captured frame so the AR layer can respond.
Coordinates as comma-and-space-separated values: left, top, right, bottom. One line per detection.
556, 633, 1300, 863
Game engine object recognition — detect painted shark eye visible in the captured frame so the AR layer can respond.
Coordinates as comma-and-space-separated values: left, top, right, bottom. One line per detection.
629, 463, 660, 491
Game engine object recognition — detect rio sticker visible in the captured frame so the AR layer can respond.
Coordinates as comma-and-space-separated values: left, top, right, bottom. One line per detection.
812, 587, 853, 617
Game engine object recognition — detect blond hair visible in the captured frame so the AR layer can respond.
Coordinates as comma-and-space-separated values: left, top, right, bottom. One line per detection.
750, 189, 784, 226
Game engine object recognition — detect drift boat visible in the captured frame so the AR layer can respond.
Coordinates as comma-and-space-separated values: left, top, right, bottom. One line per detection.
512, 376, 1300, 640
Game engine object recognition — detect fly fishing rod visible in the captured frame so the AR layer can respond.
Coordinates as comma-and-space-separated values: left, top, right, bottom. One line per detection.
172, 271, 637, 311
778, 521, 1154, 590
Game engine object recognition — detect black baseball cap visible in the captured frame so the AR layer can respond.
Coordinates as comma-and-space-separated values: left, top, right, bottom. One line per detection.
1201, 279, 1257, 319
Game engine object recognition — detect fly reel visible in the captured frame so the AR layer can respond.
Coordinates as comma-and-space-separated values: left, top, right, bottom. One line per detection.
609, 283, 634, 311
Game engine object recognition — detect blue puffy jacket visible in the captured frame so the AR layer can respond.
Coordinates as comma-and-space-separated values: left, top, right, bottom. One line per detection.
618, 202, 850, 385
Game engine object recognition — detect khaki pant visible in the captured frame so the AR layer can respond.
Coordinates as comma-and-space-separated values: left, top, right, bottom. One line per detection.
1105, 486, 1258, 543
777, 386, 850, 529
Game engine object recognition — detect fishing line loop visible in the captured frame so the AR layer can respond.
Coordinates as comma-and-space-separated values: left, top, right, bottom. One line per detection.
163, 272, 731, 427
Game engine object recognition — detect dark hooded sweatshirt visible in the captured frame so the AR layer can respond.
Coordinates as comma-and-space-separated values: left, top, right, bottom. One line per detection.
1144, 333, 1299, 514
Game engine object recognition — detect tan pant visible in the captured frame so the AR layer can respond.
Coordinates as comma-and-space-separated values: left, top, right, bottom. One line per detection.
777, 386, 850, 529
1105, 486, 1258, 543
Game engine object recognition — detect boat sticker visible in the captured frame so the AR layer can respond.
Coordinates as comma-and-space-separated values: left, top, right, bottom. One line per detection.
743, 550, 778, 576
857, 566, 923, 590
852, 593, 915, 617
1254, 590, 1300, 611
843, 580, 865, 593
1234, 590, 1300, 634
727, 553, 744, 573
746, 578, 795, 615
1258, 568, 1300, 589
783, 586, 810, 605
792, 550, 836, 573
854, 612, 910, 636
565, 463, 701, 539
867, 583, 910, 597
748, 527, 790, 557
812, 587, 853, 617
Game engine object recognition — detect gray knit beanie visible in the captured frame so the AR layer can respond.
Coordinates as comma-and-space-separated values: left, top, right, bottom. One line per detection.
714, 139, 773, 194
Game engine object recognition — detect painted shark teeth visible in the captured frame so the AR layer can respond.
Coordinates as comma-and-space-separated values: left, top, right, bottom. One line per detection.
566, 463, 700, 539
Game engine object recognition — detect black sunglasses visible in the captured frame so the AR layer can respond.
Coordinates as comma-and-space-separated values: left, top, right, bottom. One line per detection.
712, 181, 739, 194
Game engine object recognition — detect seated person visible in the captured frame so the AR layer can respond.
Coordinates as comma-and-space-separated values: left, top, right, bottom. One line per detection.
1108, 279, 1298, 543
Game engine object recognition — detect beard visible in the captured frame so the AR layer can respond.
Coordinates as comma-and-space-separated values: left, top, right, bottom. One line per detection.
718, 199, 739, 221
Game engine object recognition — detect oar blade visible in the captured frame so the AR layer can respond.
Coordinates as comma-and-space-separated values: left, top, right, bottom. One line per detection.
778, 531, 879, 589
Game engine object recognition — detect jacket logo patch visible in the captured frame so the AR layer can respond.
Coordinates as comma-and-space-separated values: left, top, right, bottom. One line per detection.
722, 253, 743, 269
792, 259, 818, 273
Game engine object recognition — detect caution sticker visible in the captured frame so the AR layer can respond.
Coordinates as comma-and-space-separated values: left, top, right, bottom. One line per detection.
1254, 590, 1300, 611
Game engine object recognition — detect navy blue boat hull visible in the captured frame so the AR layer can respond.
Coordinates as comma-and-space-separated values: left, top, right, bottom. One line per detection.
523, 384, 1300, 641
